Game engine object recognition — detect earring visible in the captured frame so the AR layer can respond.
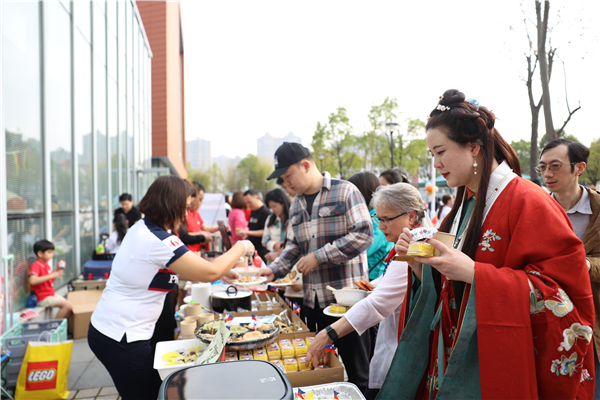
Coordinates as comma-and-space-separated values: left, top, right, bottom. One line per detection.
473, 160, 478, 175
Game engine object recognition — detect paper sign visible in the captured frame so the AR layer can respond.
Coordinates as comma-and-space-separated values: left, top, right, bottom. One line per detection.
195, 321, 231, 365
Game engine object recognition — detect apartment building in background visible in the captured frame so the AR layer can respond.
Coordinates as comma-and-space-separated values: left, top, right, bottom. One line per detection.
257, 132, 302, 163
186, 138, 212, 171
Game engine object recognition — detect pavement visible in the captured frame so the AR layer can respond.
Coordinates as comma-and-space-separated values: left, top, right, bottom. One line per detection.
66, 338, 120, 400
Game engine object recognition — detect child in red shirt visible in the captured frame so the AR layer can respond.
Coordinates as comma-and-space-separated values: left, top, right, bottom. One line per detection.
28, 239, 73, 319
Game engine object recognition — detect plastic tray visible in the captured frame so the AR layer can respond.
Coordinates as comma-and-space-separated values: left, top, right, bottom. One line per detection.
0, 319, 67, 388
153, 338, 209, 380
293, 382, 366, 400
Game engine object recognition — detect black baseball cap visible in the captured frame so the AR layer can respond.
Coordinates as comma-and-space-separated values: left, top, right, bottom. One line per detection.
266, 142, 311, 180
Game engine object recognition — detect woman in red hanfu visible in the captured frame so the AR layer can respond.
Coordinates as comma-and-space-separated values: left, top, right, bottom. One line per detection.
377, 89, 595, 400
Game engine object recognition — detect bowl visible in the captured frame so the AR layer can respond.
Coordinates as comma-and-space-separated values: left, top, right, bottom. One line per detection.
233, 266, 261, 278
332, 289, 368, 306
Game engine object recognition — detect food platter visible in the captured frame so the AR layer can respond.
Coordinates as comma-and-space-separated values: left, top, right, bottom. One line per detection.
231, 276, 267, 286
268, 279, 293, 288
195, 318, 280, 351
323, 305, 347, 318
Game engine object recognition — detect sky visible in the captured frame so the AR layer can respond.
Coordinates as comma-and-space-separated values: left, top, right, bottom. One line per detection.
180, 0, 600, 160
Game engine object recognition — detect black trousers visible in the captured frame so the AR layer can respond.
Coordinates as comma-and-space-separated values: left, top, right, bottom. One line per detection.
88, 323, 162, 400
305, 296, 372, 395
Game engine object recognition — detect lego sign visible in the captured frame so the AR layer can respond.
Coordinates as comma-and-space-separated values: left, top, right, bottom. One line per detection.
25, 360, 58, 391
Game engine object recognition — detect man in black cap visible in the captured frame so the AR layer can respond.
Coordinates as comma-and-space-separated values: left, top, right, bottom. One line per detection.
259, 142, 374, 395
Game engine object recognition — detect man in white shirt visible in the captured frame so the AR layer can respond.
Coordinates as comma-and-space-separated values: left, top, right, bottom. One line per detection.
539, 139, 600, 399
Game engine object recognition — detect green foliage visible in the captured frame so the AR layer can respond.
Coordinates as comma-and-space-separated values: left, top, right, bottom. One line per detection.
311, 99, 429, 180
539, 131, 580, 150
583, 139, 600, 187
312, 107, 362, 179
236, 154, 276, 191
186, 162, 213, 190
510, 139, 531, 175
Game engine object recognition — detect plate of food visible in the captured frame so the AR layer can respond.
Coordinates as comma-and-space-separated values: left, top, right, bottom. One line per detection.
323, 304, 349, 318
232, 276, 267, 286
195, 318, 280, 351
269, 277, 293, 287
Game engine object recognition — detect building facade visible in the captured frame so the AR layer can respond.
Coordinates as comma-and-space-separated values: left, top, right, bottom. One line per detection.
186, 138, 212, 171
1, 0, 152, 312
257, 132, 302, 162
137, 0, 187, 178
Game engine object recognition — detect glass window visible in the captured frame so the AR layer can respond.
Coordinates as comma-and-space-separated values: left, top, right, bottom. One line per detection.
59, 0, 70, 14
73, 0, 90, 43
109, 78, 118, 211
117, 0, 125, 93
94, 58, 108, 237
107, 30, 116, 81
92, 3, 105, 65
94, 0, 105, 16
44, 3, 76, 283
106, 0, 116, 35
3, 1, 43, 311
119, 91, 127, 194
74, 30, 94, 267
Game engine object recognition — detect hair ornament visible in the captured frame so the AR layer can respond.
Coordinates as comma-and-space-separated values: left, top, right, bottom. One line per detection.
436, 104, 451, 112
466, 97, 480, 107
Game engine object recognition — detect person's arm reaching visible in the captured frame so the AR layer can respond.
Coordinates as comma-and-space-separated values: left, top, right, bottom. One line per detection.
170, 240, 254, 282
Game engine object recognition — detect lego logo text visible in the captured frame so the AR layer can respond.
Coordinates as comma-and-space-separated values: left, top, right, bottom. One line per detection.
27, 369, 56, 382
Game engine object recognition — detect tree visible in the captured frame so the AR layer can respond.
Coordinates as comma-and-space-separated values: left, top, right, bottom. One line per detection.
511, 139, 531, 175
583, 139, 600, 188
517, 1, 582, 181
236, 154, 276, 191
312, 107, 362, 179
186, 162, 213, 189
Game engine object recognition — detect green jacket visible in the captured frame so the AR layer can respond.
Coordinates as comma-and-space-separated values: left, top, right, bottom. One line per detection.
367, 209, 395, 280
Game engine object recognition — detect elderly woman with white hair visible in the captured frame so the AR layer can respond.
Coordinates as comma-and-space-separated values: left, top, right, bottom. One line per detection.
306, 182, 432, 400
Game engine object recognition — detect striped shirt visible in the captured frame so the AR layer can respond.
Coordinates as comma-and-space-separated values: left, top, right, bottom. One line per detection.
269, 172, 373, 308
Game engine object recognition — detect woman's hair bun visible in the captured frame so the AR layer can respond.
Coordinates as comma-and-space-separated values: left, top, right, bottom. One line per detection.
439, 89, 465, 106
439, 89, 480, 120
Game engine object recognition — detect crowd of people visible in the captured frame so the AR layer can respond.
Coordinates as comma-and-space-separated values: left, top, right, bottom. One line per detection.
23, 88, 596, 399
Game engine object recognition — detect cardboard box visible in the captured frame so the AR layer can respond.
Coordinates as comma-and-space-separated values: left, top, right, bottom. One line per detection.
269, 332, 344, 388
66, 289, 104, 339
231, 307, 309, 333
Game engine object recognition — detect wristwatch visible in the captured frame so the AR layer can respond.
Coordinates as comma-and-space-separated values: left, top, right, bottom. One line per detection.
325, 325, 338, 342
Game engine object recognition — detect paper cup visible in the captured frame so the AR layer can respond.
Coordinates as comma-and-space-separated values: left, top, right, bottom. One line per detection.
184, 303, 202, 318
197, 313, 214, 325
180, 334, 195, 340
184, 316, 199, 326
180, 320, 197, 336
432, 232, 456, 256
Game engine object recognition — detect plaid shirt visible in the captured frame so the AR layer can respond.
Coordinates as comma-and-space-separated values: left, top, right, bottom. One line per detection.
270, 172, 373, 308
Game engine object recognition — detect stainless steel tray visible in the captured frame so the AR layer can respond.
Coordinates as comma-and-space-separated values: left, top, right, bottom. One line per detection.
293, 382, 366, 400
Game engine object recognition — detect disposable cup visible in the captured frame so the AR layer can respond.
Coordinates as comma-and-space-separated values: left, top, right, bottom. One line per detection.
184, 316, 199, 326
184, 303, 202, 318
432, 232, 456, 256
180, 320, 197, 336
197, 313, 214, 325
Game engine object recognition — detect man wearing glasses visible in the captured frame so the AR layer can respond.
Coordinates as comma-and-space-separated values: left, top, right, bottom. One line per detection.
539, 138, 600, 398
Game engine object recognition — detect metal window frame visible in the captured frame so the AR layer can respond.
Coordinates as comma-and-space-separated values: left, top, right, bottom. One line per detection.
70, 0, 81, 275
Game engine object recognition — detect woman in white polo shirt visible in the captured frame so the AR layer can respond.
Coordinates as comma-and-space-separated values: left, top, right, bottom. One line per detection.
88, 176, 254, 400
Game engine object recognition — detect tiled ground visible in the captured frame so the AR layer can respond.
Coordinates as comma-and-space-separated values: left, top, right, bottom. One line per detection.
67, 338, 120, 400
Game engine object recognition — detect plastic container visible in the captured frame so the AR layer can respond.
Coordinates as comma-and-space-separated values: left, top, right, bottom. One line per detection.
332, 289, 367, 306
293, 382, 366, 400
83, 260, 112, 279
153, 338, 208, 380
158, 360, 293, 400
0, 319, 67, 388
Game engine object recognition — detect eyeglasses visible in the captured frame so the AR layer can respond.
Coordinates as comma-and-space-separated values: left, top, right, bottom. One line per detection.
372, 211, 409, 225
535, 162, 577, 173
